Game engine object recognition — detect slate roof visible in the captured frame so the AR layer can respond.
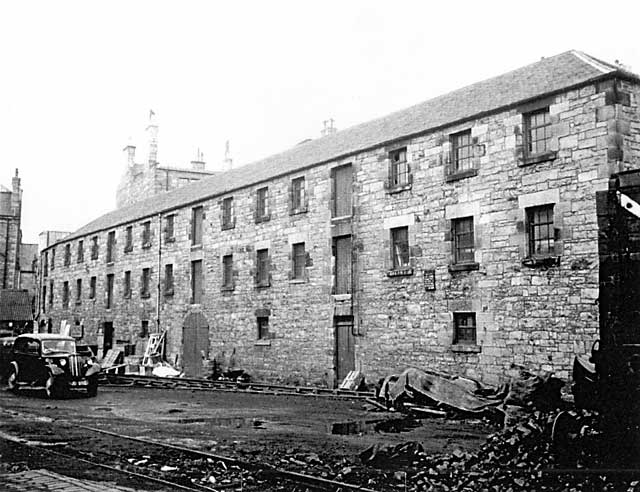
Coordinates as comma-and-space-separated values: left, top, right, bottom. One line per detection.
0, 289, 33, 321
60, 50, 637, 245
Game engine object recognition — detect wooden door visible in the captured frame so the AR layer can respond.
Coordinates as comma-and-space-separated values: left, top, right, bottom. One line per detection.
102, 322, 114, 357
334, 235, 352, 295
182, 312, 209, 377
333, 164, 352, 218
335, 316, 355, 384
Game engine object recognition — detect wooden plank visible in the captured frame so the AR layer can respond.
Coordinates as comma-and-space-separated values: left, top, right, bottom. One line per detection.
101, 348, 123, 368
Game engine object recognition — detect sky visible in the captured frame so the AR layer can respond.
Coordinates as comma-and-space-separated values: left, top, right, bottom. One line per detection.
1, 0, 640, 244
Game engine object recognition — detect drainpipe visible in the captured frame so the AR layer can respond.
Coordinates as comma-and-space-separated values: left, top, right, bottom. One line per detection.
156, 213, 162, 335
1, 216, 11, 289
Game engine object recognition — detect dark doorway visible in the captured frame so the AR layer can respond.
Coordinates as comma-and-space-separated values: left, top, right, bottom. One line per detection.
335, 315, 355, 385
183, 312, 209, 377
102, 322, 114, 357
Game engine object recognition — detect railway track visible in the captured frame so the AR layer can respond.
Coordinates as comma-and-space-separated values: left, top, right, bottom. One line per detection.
99, 372, 376, 400
0, 408, 381, 492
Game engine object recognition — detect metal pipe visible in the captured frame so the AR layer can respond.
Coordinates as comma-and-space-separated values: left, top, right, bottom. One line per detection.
156, 213, 162, 336
3, 217, 10, 289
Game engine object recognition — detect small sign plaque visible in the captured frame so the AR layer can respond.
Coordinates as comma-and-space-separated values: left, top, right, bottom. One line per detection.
423, 269, 436, 291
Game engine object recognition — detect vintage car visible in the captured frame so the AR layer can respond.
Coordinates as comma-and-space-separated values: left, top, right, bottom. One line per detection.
6, 334, 101, 397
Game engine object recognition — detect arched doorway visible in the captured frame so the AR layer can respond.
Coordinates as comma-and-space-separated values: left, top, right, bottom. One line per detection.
182, 312, 210, 377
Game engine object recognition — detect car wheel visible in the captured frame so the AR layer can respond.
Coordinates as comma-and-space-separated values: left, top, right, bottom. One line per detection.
45, 374, 64, 399
87, 380, 98, 397
6, 366, 18, 393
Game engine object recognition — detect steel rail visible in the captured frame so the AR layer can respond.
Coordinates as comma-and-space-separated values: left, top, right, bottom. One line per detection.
100, 373, 375, 399
0, 433, 211, 492
72, 422, 381, 492
0, 408, 380, 492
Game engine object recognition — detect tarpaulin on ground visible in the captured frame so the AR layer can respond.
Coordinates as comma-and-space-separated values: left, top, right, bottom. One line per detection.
379, 367, 508, 414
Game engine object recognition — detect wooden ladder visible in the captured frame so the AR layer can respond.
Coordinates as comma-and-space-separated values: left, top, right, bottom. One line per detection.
142, 331, 165, 366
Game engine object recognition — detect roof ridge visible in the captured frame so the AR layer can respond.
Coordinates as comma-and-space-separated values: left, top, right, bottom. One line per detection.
570, 50, 617, 74
59, 50, 632, 245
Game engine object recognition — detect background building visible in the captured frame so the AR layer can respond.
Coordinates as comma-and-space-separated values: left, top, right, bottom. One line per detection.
37, 51, 640, 386
0, 170, 37, 330
116, 115, 217, 209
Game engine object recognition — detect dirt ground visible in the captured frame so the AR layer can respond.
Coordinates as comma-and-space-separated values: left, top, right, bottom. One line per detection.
0, 385, 494, 489
0, 386, 492, 455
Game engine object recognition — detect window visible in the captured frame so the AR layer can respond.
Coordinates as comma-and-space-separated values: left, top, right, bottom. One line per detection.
222, 255, 234, 289
292, 242, 306, 280
124, 226, 133, 252
257, 316, 269, 340
525, 108, 551, 156
106, 274, 114, 309
452, 217, 475, 264
332, 164, 352, 217
164, 215, 175, 242
140, 320, 149, 338
388, 148, 410, 188
141, 268, 151, 298
191, 260, 203, 303
527, 205, 554, 257
222, 197, 235, 229
256, 249, 270, 287
62, 281, 69, 309
142, 221, 151, 248
91, 236, 99, 260
50, 248, 55, 270
164, 264, 174, 296
454, 312, 477, 345
77, 240, 84, 263
64, 244, 71, 266
106, 231, 116, 263
255, 187, 269, 222
42, 286, 47, 313
191, 206, 203, 246
75, 278, 82, 304
48, 280, 54, 306
43, 252, 48, 277
89, 276, 96, 299
123, 271, 132, 299
451, 130, 474, 173
390, 227, 410, 269
290, 176, 306, 214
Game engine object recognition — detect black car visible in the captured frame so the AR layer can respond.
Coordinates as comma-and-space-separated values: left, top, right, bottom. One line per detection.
6, 334, 101, 397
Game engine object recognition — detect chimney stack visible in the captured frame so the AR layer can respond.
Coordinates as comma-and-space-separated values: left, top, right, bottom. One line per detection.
146, 109, 158, 166
223, 140, 233, 172
123, 143, 136, 167
191, 149, 206, 171
321, 118, 337, 137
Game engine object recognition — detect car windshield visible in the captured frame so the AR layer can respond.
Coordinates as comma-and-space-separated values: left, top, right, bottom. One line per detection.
41, 340, 76, 354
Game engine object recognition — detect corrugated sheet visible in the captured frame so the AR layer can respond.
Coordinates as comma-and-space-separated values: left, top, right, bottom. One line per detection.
62, 51, 631, 244
0, 289, 33, 321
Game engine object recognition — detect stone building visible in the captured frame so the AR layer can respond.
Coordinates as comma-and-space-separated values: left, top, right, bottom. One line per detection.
116, 115, 217, 209
0, 170, 38, 330
0, 170, 24, 290
37, 51, 640, 386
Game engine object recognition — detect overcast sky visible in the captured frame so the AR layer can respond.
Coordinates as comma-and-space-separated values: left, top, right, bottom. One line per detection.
1, 0, 639, 244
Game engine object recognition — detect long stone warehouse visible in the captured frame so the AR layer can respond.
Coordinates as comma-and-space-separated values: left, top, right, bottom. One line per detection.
36, 51, 640, 386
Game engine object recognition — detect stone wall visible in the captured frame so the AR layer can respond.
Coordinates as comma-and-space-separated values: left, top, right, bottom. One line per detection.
40, 77, 640, 386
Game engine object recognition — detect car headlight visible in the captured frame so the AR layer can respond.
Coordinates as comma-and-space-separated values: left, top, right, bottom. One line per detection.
60, 359, 67, 367
45, 358, 53, 364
